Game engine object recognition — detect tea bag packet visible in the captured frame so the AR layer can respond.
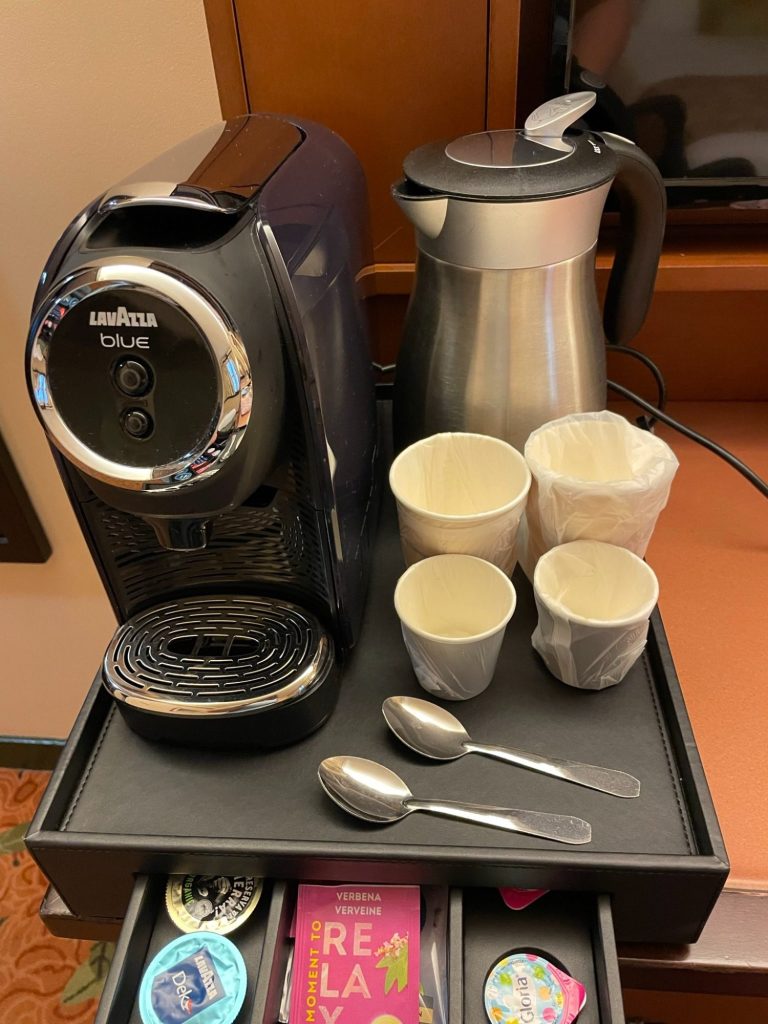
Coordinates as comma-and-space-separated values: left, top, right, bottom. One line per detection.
290, 883, 421, 1024
498, 887, 550, 911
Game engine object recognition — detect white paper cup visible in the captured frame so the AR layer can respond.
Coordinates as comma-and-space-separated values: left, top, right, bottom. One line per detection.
394, 554, 517, 700
523, 411, 678, 572
532, 540, 659, 690
389, 432, 531, 573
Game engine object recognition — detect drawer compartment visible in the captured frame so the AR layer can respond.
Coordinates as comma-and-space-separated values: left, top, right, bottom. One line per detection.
94, 875, 278, 1024
452, 889, 625, 1024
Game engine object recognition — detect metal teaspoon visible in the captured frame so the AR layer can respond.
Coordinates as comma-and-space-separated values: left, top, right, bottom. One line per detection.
318, 755, 592, 845
382, 696, 640, 799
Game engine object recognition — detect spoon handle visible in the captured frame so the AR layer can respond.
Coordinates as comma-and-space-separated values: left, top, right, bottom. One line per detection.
465, 742, 640, 799
406, 798, 591, 845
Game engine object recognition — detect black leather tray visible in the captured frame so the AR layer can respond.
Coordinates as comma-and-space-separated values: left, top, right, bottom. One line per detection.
92, 879, 625, 1024
27, 499, 728, 944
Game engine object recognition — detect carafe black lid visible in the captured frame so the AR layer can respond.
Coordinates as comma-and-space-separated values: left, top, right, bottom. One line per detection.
402, 93, 618, 202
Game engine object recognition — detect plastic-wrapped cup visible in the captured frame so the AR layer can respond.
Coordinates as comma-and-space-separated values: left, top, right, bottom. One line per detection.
389, 432, 531, 573
532, 540, 659, 690
395, 554, 517, 700
523, 410, 678, 571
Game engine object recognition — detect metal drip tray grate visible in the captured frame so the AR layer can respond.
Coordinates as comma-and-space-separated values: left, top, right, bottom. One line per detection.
103, 595, 335, 716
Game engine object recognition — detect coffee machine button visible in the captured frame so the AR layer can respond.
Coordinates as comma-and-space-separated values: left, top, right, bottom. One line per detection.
122, 408, 153, 439
114, 358, 153, 397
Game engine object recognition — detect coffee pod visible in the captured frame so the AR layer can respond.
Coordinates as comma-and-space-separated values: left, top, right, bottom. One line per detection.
166, 875, 262, 935
484, 951, 586, 1024
139, 932, 247, 1024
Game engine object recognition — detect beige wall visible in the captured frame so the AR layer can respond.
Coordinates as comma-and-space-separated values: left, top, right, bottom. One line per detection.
0, 1, 221, 737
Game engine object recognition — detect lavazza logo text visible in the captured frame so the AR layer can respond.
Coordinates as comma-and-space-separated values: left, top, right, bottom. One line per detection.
91, 306, 158, 349
89, 306, 158, 328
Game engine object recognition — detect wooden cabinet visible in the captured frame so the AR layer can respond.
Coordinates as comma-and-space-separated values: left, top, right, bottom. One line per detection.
202, 0, 768, 396
205, 0, 514, 263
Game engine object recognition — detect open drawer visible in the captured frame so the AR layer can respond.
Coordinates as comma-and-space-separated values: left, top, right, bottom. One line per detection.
93, 876, 625, 1024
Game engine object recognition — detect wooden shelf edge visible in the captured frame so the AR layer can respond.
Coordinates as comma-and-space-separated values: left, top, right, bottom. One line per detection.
358, 263, 415, 298
617, 889, 768, 995
596, 258, 768, 293
360, 256, 768, 298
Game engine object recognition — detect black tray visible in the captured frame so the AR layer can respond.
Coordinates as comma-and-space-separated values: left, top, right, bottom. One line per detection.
27, 498, 728, 943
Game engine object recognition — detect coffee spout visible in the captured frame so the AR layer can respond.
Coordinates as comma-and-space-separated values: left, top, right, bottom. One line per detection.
392, 180, 448, 239
148, 516, 211, 551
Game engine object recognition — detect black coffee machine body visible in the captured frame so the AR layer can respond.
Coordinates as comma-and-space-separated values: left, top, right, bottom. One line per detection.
27, 115, 378, 747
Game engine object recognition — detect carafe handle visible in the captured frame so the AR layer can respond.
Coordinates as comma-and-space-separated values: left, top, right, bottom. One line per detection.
599, 132, 667, 346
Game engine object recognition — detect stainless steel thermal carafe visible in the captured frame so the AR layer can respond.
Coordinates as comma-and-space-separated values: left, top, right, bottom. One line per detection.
392, 93, 666, 452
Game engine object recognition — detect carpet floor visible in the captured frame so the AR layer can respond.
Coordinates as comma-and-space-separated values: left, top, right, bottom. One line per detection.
0, 767, 111, 1023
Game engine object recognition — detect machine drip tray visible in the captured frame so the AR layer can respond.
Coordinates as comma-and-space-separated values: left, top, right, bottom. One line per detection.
102, 594, 338, 746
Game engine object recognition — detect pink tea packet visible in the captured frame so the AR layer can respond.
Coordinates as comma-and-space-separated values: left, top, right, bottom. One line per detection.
290, 883, 420, 1024
499, 887, 550, 910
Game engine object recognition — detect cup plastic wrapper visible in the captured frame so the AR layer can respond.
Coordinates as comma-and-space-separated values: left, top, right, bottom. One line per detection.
524, 410, 678, 569
532, 540, 659, 690
390, 432, 531, 573
395, 554, 516, 700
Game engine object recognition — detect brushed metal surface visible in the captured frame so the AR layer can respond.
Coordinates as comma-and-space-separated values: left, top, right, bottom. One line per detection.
393, 247, 607, 452
394, 184, 610, 269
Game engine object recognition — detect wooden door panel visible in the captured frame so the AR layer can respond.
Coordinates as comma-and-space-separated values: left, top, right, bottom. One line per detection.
235, 0, 488, 262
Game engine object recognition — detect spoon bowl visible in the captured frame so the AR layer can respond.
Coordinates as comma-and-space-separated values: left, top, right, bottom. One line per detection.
383, 695, 471, 759
318, 756, 413, 822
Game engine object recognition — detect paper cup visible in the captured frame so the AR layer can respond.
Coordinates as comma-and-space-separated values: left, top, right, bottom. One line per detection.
394, 554, 517, 700
389, 432, 531, 573
532, 540, 659, 690
523, 411, 678, 571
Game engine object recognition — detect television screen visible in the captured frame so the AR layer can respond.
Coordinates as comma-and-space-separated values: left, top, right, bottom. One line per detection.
561, 0, 768, 192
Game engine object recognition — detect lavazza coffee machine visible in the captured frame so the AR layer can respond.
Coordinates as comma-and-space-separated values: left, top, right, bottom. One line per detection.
26, 114, 378, 748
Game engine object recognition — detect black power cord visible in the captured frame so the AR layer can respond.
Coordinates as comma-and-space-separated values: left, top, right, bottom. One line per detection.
607, 379, 768, 499
607, 344, 666, 429
373, 354, 767, 499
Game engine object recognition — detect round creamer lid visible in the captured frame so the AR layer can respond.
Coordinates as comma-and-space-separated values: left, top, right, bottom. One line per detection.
446, 130, 575, 168
403, 129, 616, 202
